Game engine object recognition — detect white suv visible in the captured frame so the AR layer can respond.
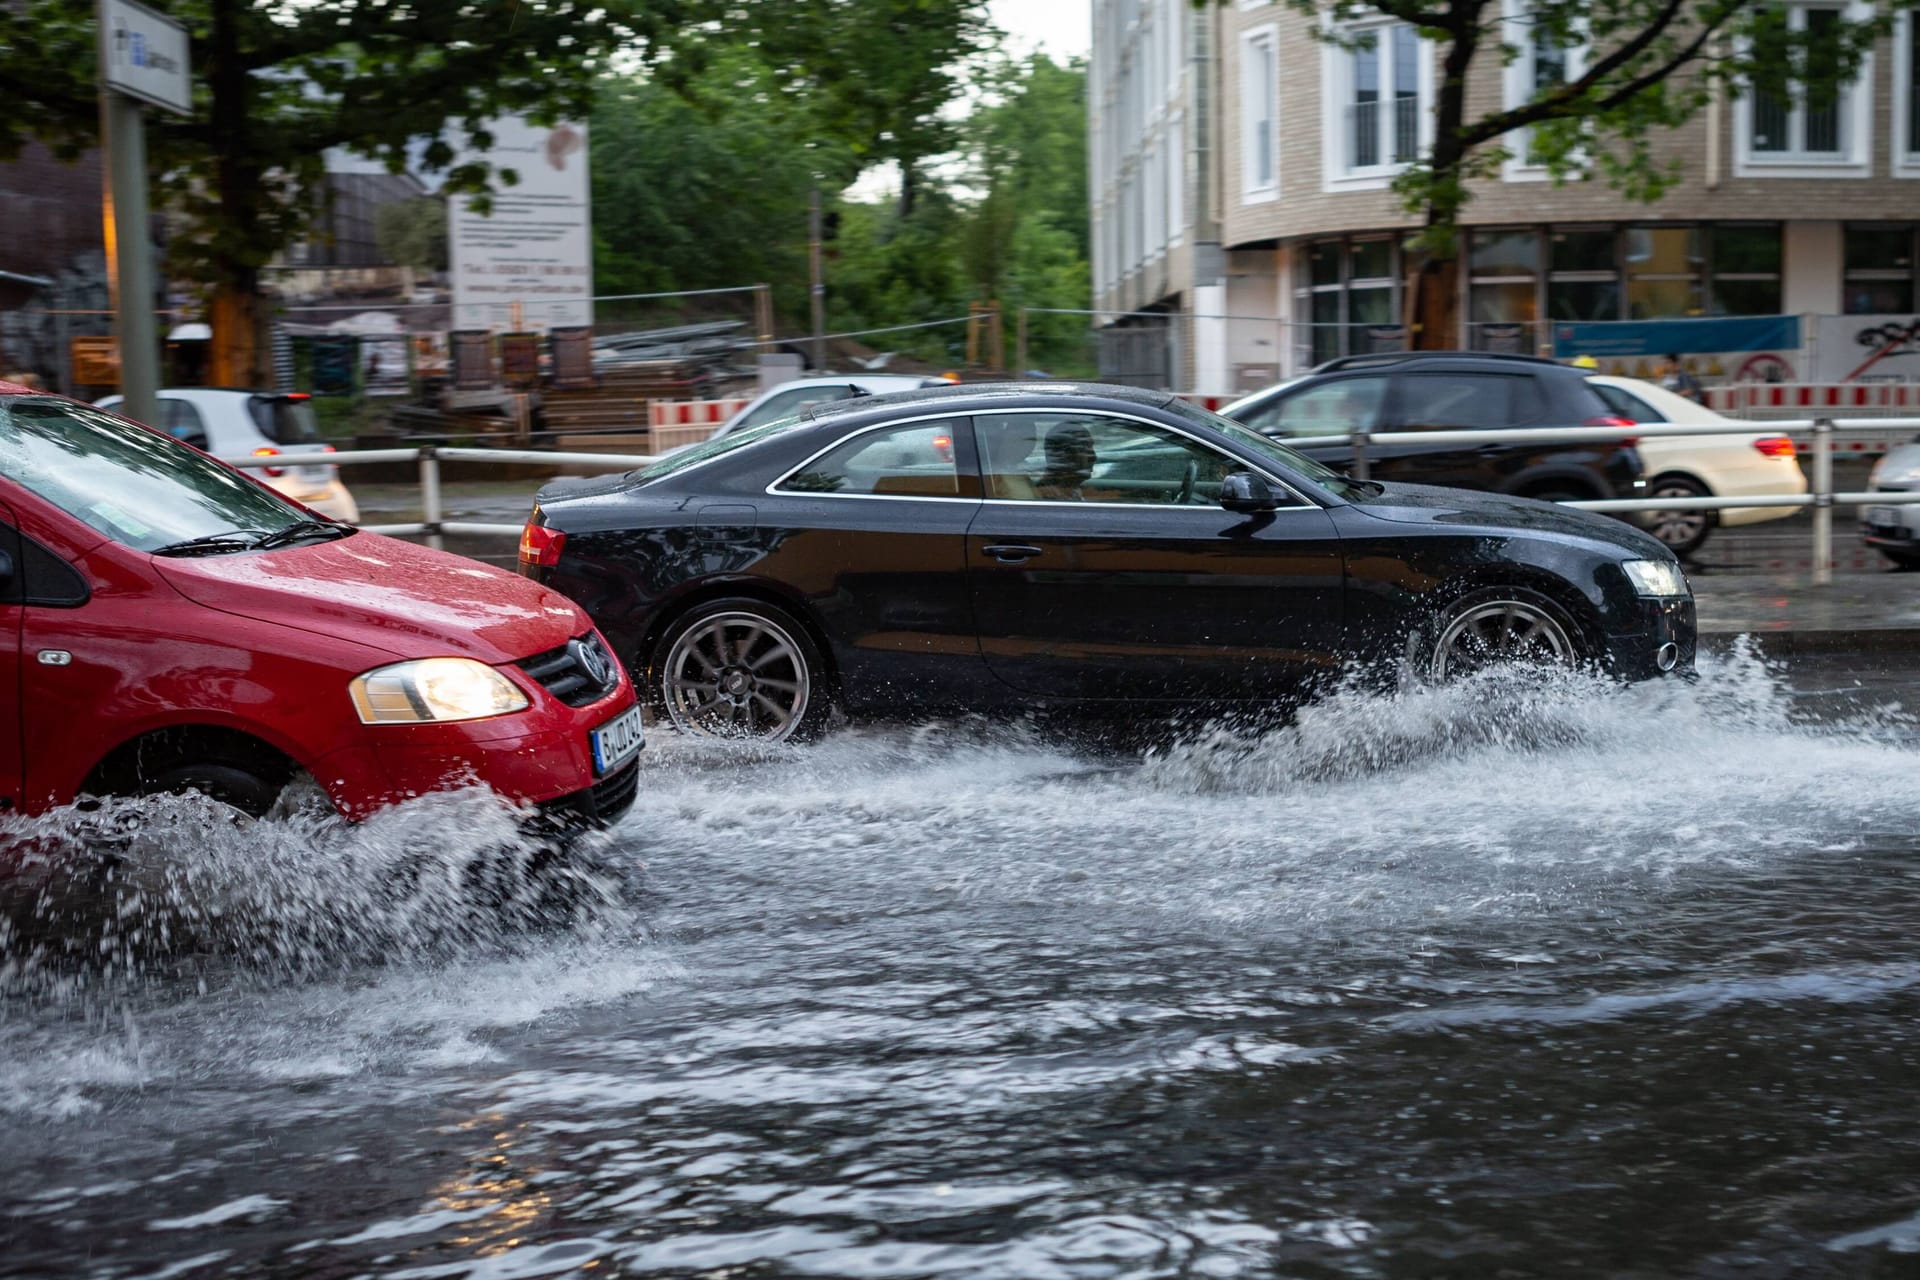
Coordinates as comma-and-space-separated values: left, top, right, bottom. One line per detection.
94, 387, 359, 522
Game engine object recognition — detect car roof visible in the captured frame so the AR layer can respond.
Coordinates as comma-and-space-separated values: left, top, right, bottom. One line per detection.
798, 381, 1179, 424
1310, 351, 1573, 375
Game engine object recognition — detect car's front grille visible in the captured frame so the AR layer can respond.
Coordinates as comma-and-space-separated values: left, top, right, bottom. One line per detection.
518, 633, 621, 708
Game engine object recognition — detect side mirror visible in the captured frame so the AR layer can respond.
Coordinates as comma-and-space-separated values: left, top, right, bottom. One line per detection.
1219, 472, 1283, 514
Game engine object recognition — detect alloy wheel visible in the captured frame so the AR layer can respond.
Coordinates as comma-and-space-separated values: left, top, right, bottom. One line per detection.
1647, 479, 1710, 553
661, 611, 811, 740
1430, 599, 1577, 681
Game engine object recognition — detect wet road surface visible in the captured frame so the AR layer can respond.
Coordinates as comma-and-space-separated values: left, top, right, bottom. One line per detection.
5, 649, 1920, 1277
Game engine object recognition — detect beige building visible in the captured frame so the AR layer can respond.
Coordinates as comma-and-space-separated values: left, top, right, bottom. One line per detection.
1092, 0, 1920, 391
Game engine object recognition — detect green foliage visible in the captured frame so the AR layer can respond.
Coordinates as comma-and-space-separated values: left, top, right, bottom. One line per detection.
373, 198, 448, 273
1231, 0, 1902, 259
0, 0, 691, 294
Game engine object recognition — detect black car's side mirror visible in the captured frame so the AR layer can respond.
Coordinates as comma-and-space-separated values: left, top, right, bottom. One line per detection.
1219, 472, 1283, 514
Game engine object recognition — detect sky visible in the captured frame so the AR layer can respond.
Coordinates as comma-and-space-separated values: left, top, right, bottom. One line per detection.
990, 0, 1091, 60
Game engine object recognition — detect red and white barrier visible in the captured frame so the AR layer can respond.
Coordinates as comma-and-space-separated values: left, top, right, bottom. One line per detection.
1708, 383, 1920, 414
647, 398, 751, 429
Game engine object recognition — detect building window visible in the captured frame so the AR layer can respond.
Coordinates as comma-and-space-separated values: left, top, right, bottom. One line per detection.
1241, 27, 1279, 201
1708, 224, 1782, 315
1350, 25, 1420, 168
1501, 1, 1587, 176
1736, 1, 1873, 177
1294, 237, 1402, 366
1843, 224, 1917, 314
1625, 226, 1703, 318
1547, 228, 1620, 321
1466, 229, 1541, 349
1323, 21, 1429, 188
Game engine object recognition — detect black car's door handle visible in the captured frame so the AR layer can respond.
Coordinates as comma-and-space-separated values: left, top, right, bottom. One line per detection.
981, 543, 1043, 563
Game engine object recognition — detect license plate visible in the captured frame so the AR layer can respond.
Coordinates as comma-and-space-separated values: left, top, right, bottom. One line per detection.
296, 465, 330, 482
1867, 506, 1901, 526
590, 703, 645, 775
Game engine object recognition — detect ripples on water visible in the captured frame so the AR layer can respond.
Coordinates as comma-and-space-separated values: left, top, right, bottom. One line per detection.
6, 646, 1920, 1278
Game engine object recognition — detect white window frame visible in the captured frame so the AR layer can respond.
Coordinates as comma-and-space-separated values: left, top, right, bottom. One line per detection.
1734, 0, 1874, 179
1321, 17, 1436, 192
1897, 8, 1920, 179
1500, 0, 1589, 182
1241, 24, 1280, 203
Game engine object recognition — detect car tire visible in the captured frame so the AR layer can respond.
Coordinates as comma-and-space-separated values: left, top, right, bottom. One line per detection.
1878, 548, 1920, 571
649, 597, 831, 742
1422, 586, 1586, 683
141, 761, 284, 819
1646, 474, 1714, 558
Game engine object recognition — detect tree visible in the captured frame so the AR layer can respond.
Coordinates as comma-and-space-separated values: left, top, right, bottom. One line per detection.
1214, 0, 1894, 346
0, 0, 694, 384
374, 198, 448, 274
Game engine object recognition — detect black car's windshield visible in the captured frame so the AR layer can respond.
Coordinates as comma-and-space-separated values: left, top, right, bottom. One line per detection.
1162, 397, 1371, 499
634, 414, 806, 484
0, 396, 332, 553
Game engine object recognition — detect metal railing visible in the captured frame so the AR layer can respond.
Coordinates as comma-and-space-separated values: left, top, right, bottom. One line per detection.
224, 415, 1920, 586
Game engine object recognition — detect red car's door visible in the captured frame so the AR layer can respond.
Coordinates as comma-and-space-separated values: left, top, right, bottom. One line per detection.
0, 502, 22, 812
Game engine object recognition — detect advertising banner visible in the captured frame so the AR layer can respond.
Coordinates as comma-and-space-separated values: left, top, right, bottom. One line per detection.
1552, 316, 1801, 359
1812, 314, 1920, 382
449, 116, 592, 333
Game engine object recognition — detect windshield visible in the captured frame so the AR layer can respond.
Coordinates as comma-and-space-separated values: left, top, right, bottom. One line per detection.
1161, 398, 1370, 499
0, 396, 313, 551
634, 414, 806, 484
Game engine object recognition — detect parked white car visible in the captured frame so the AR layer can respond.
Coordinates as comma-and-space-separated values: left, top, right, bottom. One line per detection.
1862, 436, 1920, 569
94, 388, 359, 522
716, 374, 953, 441
1585, 375, 1806, 555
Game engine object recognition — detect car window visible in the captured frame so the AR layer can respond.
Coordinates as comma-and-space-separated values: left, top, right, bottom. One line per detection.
1161, 398, 1361, 500
633, 413, 806, 485
1251, 377, 1389, 437
0, 396, 304, 552
1394, 373, 1545, 428
975, 412, 1245, 506
1591, 382, 1666, 423
736, 384, 867, 432
159, 398, 209, 449
778, 420, 966, 498
246, 395, 322, 445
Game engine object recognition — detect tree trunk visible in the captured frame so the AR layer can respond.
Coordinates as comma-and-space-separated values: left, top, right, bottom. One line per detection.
1407, 253, 1461, 351
207, 274, 267, 387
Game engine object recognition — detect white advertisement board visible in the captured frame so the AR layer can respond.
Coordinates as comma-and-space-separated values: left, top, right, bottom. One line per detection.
99, 0, 192, 116
448, 117, 592, 332
1813, 314, 1920, 383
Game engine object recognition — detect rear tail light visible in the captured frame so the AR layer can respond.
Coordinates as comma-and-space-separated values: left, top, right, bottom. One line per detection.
519, 521, 566, 568
250, 445, 285, 477
1583, 415, 1637, 429
1753, 436, 1797, 458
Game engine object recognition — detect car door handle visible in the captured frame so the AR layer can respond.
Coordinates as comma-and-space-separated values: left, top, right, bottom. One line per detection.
981, 543, 1043, 563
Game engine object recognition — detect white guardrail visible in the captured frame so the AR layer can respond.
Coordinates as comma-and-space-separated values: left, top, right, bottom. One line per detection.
217, 417, 1920, 588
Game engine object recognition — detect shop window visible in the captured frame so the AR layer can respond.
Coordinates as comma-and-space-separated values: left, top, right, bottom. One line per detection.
1708, 224, 1783, 315
1295, 237, 1401, 366
1843, 224, 1917, 314
1467, 228, 1540, 349
1625, 226, 1703, 318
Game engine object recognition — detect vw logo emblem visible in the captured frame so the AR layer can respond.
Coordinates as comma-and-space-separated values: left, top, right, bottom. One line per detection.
571, 637, 612, 687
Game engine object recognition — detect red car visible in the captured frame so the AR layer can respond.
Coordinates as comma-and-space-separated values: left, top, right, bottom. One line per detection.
0, 381, 642, 829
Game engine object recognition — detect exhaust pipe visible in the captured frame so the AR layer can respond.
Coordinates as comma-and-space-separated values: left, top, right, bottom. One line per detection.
1655, 642, 1680, 673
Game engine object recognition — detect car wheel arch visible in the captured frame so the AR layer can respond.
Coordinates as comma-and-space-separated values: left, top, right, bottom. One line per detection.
81, 723, 308, 816
639, 578, 841, 697
1423, 567, 1607, 658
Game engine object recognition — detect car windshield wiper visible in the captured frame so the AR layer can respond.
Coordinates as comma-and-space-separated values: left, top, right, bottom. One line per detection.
1344, 477, 1386, 497
257, 519, 354, 549
150, 529, 272, 557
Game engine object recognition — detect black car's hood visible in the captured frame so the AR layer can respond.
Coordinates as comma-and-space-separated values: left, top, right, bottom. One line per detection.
1348, 482, 1668, 557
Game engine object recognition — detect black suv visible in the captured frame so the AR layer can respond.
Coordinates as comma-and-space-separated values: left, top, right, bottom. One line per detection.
1224, 352, 1646, 504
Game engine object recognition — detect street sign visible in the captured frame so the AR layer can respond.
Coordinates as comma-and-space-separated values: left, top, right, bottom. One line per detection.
100, 0, 191, 116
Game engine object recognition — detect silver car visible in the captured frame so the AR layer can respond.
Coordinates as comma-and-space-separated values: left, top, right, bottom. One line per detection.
1863, 435, 1920, 569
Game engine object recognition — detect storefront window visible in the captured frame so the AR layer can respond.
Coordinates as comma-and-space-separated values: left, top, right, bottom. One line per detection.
1708, 224, 1782, 315
1843, 224, 1917, 314
1294, 236, 1401, 365
1467, 229, 1540, 350
1625, 226, 1703, 318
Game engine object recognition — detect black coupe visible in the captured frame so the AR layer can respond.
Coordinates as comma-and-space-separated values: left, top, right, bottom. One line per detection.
520, 384, 1695, 741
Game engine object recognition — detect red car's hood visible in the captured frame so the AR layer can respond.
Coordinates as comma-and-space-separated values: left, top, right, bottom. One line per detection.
155, 531, 584, 664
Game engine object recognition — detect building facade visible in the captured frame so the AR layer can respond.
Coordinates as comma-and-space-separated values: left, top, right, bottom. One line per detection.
1092, 1, 1920, 390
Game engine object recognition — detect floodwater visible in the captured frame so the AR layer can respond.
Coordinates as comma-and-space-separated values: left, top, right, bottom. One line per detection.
5, 647, 1920, 1279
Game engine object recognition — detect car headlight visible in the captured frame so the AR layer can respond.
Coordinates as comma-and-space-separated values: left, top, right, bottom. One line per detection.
349, 658, 530, 724
1621, 558, 1690, 598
